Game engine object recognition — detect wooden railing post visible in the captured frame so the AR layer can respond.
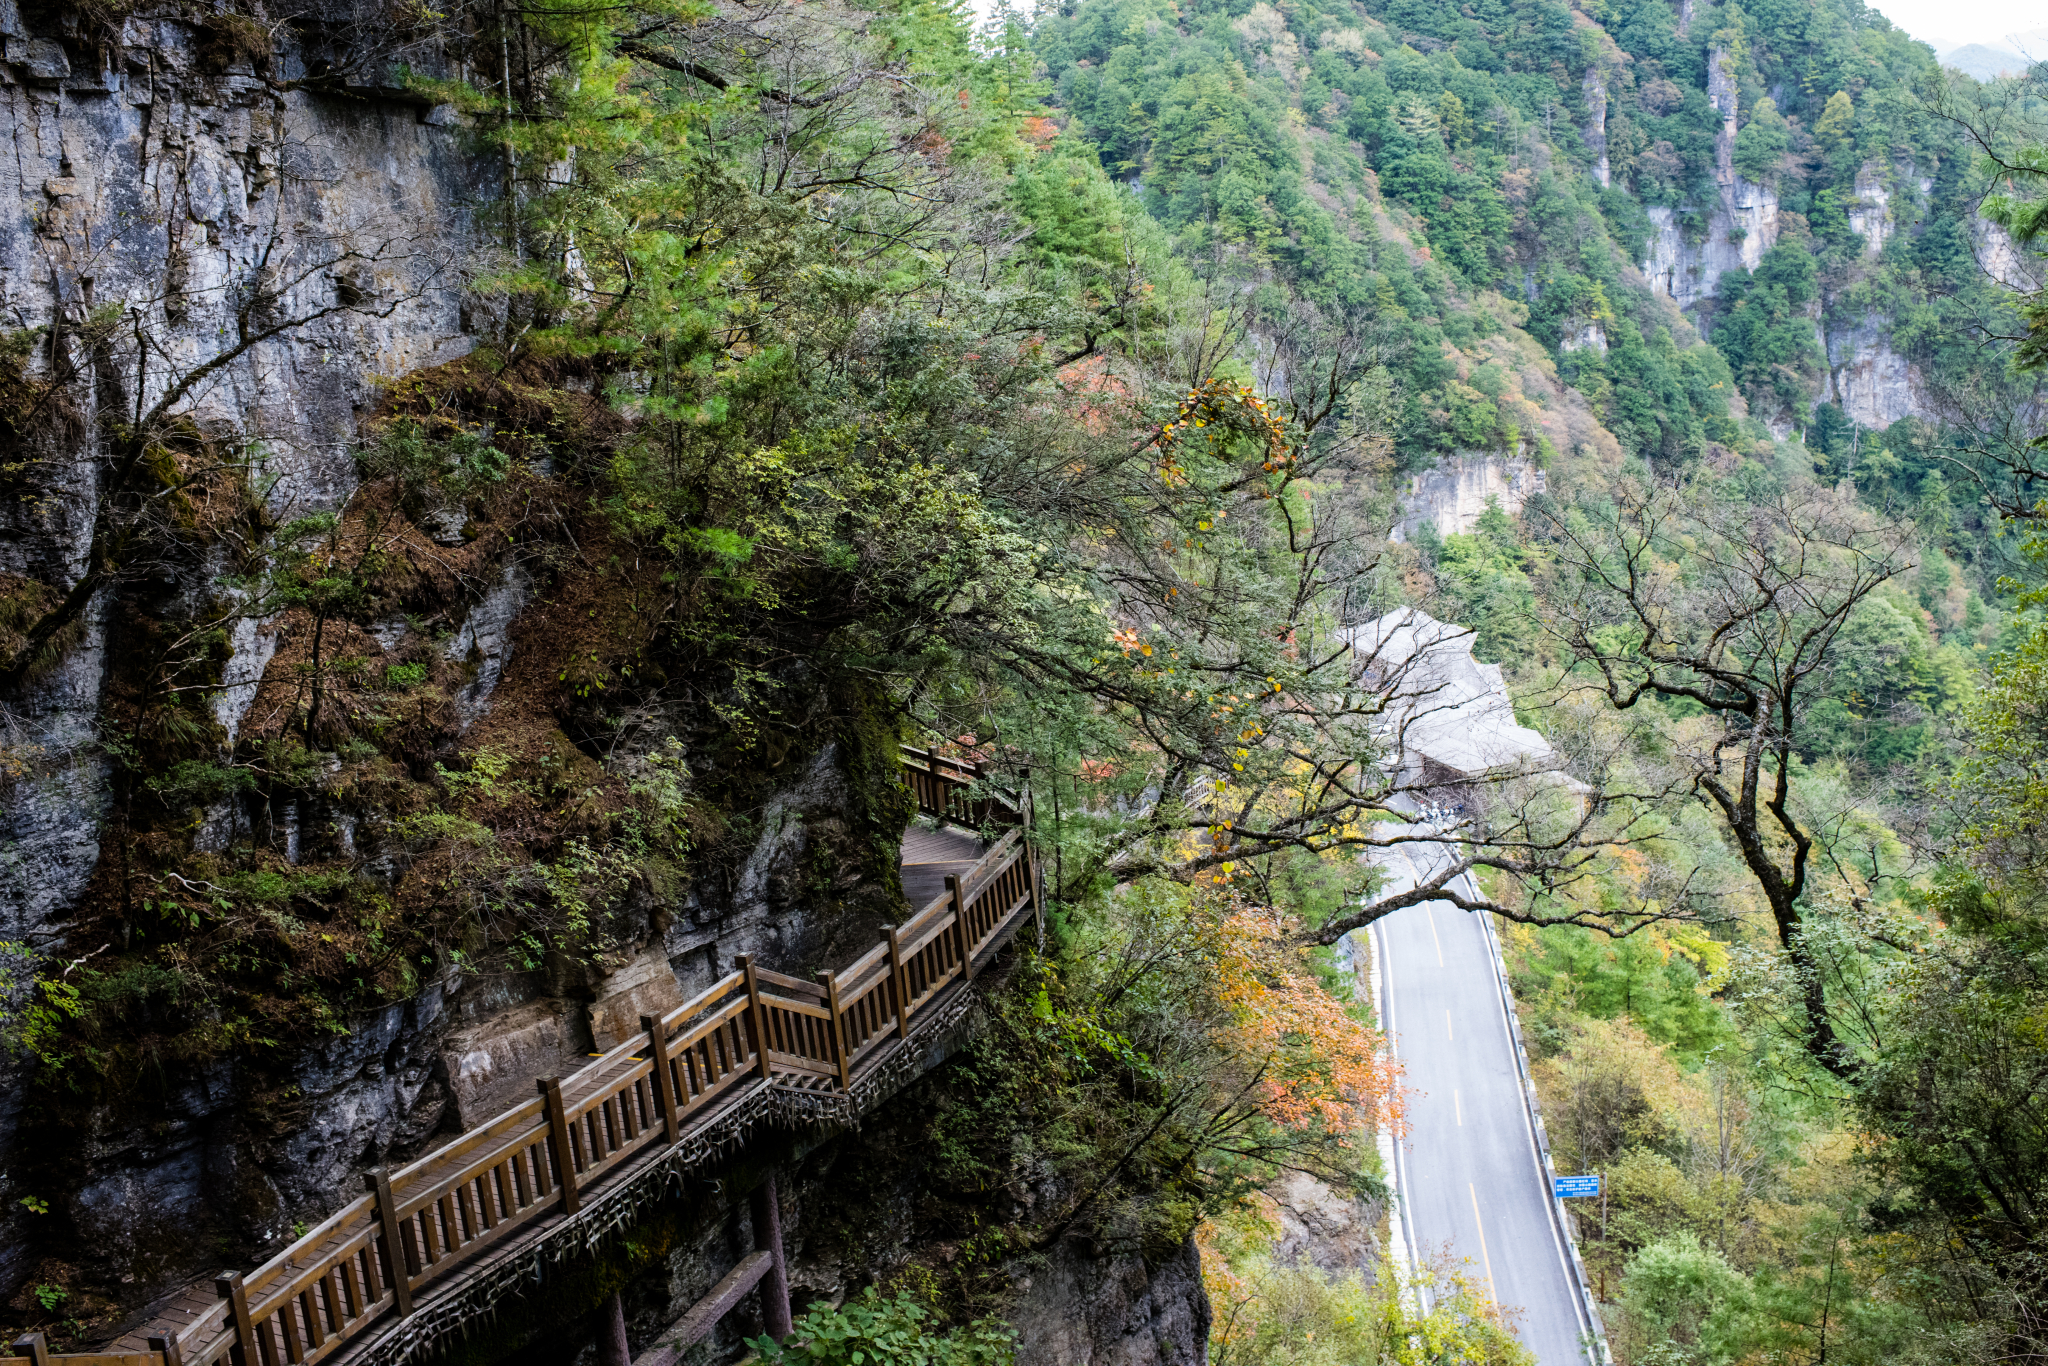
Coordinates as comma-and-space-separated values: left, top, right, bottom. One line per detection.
642, 1013, 682, 1141
818, 970, 850, 1089
150, 1331, 186, 1365
10, 1333, 49, 1366
741, 955, 774, 1080
947, 874, 976, 982
215, 1271, 261, 1366
365, 1169, 417, 1318
885, 925, 911, 1039
539, 1077, 582, 1215
1029, 844, 1045, 944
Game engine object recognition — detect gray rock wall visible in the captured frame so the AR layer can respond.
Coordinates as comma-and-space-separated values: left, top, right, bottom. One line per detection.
1391, 453, 1545, 543
0, 4, 490, 1297
0, 7, 485, 945
1826, 312, 1925, 430
1010, 1233, 1211, 1366
1638, 48, 1779, 311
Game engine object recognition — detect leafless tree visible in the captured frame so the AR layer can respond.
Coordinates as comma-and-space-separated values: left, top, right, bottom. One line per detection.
1535, 474, 1917, 1077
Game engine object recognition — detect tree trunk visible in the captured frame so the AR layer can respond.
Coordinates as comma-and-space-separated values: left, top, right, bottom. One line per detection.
595, 1291, 629, 1366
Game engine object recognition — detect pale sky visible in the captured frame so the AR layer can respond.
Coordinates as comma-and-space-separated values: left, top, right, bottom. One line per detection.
1863, 0, 2045, 50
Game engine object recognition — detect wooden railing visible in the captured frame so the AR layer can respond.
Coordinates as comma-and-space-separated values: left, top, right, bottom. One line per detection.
21, 760, 1037, 1366
898, 745, 1024, 832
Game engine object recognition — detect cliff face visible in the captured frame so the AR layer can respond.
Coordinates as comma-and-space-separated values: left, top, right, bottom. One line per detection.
0, 14, 1218, 1360
0, 2, 484, 1297
0, 4, 476, 948
1630, 51, 1950, 431
1639, 47, 1780, 312
1391, 454, 1545, 543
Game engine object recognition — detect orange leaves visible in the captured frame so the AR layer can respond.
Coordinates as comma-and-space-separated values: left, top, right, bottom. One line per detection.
1211, 900, 1404, 1139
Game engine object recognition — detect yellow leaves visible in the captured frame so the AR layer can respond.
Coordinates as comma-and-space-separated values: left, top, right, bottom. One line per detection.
1666, 927, 1731, 990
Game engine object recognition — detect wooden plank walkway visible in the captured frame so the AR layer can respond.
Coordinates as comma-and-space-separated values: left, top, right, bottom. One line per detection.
49, 749, 1033, 1366
902, 824, 988, 909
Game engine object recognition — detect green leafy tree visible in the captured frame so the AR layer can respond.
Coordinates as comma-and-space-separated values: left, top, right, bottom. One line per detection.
1539, 475, 1917, 1077
1731, 97, 1792, 183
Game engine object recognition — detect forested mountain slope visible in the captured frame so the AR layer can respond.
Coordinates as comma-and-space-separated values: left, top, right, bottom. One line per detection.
1024, 0, 2031, 465
1019, 1, 2048, 1361
1016, 0, 2031, 767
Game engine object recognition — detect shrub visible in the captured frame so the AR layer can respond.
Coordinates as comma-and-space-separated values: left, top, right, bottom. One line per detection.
747, 1289, 1015, 1366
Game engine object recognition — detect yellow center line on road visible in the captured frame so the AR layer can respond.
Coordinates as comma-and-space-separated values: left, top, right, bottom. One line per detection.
1470, 1183, 1499, 1303
1454, 1089, 1462, 1126
1446, 1009, 1454, 1042
1427, 908, 1444, 966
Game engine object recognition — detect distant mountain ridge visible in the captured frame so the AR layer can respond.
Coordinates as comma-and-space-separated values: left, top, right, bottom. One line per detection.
1930, 31, 2045, 80
1026, 0, 2038, 481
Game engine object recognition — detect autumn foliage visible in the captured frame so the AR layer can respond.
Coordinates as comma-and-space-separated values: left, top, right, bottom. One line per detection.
1212, 902, 1403, 1139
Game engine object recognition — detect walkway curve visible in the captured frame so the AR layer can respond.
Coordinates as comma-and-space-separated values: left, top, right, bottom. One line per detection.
76, 750, 1038, 1366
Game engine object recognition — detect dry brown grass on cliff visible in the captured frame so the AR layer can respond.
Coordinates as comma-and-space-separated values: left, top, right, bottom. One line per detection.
372, 353, 628, 475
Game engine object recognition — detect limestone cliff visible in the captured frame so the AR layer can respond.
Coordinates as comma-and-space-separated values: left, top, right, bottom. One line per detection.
1639, 47, 1780, 311
0, 0, 482, 1298
1391, 454, 1545, 543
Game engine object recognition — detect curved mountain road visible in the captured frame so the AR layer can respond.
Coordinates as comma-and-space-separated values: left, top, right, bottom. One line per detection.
1366, 848, 1601, 1366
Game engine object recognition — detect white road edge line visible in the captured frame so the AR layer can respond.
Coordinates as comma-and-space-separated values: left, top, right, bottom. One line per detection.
1464, 878, 1614, 1366
1366, 922, 1427, 1317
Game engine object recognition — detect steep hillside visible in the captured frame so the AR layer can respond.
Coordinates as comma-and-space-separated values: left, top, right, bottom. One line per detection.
1023, 0, 2031, 463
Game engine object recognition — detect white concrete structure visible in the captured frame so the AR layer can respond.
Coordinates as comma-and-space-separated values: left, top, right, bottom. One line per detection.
1346, 607, 1560, 785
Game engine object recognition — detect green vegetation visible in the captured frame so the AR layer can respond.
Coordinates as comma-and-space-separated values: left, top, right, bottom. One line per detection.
749, 1290, 1016, 1365
1205, 1242, 1532, 1365
13, 0, 2048, 1354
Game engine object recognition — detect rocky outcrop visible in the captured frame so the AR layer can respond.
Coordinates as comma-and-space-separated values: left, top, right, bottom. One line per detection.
1582, 65, 1610, 190
65, 985, 457, 1299
1011, 1233, 1211, 1366
1849, 161, 1892, 257
1640, 48, 1778, 310
1266, 1170, 1383, 1274
443, 564, 532, 728
1976, 214, 2045, 294
1391, 453, 1546, 542
1826, 313, 1927, 428
1561, 320, 1609, 355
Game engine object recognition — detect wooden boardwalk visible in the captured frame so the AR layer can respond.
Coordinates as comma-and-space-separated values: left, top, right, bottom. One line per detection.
22, 749, 1034, 1366
902, 823, 988, 908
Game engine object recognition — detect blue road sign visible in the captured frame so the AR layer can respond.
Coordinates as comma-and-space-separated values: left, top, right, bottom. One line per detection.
1553, 1175, 1602, 1198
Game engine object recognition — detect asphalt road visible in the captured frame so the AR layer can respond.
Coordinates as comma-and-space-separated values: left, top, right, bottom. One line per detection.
1369, 850, 1597, 1366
